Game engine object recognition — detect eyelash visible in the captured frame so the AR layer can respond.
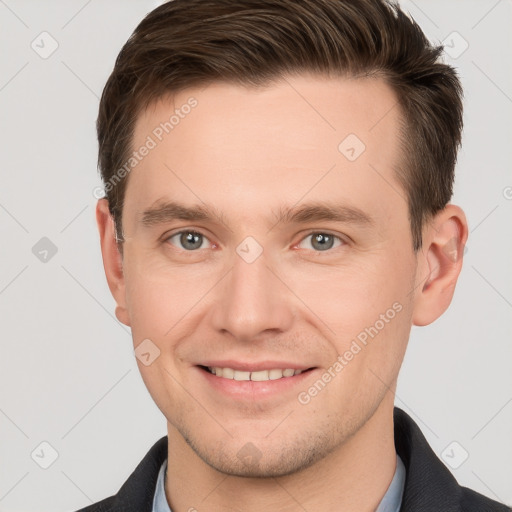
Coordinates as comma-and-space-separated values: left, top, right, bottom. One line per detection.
164, 229, 346, 253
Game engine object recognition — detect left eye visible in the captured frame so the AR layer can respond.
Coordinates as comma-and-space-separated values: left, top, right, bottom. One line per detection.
297, 232, 344, 252
166, 230, 211, 251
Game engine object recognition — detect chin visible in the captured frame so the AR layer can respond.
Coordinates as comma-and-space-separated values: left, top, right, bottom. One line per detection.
181, 427, 336, 479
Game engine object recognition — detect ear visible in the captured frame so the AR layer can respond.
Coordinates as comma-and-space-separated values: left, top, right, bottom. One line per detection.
412, 204, 468, 326
96, 199, 131, 326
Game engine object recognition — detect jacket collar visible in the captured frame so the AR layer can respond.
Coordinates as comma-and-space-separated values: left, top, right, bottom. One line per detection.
393, 407, 462, 511
112, 435, 167, 511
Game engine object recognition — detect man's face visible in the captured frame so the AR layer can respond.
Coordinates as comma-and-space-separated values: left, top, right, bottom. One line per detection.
117, 74, 420, 476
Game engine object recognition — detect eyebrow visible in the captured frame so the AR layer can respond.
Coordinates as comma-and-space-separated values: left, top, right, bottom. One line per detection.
140, 201, 228, 229
139, 200, 374, 229
272, 202, 373, 227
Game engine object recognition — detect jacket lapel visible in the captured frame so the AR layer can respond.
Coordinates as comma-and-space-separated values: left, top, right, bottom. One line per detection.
394, 407, 462, 512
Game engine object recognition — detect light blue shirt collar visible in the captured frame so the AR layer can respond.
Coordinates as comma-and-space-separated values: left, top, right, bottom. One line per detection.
153, 454, 405, 512
152, 457, 170, 512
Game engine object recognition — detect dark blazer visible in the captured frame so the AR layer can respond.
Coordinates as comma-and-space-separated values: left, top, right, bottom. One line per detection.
74, 407, 511, 512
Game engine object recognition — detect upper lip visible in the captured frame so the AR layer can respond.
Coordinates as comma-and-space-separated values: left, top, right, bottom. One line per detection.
198, 360, 315, 372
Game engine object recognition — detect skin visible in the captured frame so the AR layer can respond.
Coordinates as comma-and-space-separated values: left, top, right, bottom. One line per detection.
97, 73, 468, 512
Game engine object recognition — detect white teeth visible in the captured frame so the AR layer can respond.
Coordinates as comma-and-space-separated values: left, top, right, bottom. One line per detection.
222, 367, 234, 379
233, 370, 251, 381
250, 370, 269, 381
268, 369, 283, 380
207, 366, 305, 381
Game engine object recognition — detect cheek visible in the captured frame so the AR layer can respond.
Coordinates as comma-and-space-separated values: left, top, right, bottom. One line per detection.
123, 250, 215, 340
283, 254, 415, 375
284, 260, 408, 328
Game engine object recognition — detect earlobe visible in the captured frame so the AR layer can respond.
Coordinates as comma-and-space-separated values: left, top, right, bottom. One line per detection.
96, 199, 131, 327
412, 205, 468, 327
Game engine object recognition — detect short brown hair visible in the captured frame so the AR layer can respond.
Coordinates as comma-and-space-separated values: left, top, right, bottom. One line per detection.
97, 0, 463, 250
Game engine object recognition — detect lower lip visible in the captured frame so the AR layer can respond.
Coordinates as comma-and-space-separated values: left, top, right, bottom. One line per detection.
197, 366, 316, 401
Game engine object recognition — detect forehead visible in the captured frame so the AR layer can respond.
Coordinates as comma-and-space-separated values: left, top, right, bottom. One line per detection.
126, 74, 405, 229
134, 73, 401, 160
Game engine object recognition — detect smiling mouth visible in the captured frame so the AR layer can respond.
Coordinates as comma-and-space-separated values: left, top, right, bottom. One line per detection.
199, 365, 315, 382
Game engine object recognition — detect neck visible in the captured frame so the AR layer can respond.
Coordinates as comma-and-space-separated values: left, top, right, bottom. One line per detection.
165, 397, 397, 512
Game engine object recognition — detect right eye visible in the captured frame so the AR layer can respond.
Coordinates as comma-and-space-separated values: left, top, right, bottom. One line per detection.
165, 230, 212, 251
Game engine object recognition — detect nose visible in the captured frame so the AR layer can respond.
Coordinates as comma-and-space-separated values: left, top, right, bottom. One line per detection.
210, 247, 295, 342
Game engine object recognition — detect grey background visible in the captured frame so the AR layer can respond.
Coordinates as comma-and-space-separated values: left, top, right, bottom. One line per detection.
0, 1, 511, 510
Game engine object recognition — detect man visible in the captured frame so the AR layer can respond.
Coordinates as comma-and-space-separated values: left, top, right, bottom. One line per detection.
77, 0, 510, 510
